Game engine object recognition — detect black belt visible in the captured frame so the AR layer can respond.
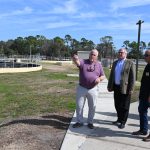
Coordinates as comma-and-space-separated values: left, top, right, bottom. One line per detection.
114, 84, 120, 87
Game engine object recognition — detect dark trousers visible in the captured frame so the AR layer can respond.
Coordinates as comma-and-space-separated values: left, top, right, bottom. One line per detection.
138, 99, 149, 133
114, 85, 131, 125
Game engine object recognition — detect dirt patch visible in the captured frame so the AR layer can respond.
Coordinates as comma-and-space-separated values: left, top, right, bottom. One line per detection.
0, 112, 73, 150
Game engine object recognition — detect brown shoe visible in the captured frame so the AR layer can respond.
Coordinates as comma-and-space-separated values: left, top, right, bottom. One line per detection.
143, 134, 150, 142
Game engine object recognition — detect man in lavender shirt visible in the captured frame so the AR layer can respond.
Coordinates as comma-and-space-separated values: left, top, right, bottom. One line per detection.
72, 49, 105, 129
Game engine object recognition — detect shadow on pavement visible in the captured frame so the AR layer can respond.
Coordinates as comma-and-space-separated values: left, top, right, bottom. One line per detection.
69, 111, 150, 140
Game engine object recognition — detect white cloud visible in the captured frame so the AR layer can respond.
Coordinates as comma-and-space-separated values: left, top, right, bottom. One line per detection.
111, 0, 150, 10
12, 6, 33, 15
111, 0, 150, 11
0, 6, 33, 19
46, 21, 78, 29
73, 12, 107, 19
141, 22, 150, 33
49, 0, 79, 14
84, 21, 137, 31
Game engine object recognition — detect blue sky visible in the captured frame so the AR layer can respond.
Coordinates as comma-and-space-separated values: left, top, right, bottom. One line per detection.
0, 0, 150, 49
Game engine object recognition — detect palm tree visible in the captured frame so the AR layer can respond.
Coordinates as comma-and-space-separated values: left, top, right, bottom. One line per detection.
100, 36, 113, 58
80, 38, 88, 50
123, 40, 130, 50
53, 36, 65, 59
35, 35, 46, 55
64, 34, 72, 56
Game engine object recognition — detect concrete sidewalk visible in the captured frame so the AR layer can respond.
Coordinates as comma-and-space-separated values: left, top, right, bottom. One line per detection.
60, 79, 150, 150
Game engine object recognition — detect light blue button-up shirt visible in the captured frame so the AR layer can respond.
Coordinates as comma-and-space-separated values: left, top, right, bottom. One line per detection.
115, 59, 125, 85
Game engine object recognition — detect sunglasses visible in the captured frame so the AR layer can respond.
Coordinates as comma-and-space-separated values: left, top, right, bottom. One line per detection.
144, 54, 150, 57
87, 65, 95, 72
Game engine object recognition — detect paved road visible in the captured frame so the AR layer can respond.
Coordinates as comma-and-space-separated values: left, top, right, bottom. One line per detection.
61, 79, 150, 150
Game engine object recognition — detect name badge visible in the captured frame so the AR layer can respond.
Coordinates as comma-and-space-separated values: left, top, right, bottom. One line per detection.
146, 72, 149, 76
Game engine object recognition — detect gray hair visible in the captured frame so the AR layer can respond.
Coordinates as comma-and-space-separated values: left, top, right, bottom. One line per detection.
90, 49, 99, 56
118, 48, 127, 54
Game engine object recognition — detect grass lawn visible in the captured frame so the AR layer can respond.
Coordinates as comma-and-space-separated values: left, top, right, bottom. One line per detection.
0, 63, 144, 122
0, 64, 78, 121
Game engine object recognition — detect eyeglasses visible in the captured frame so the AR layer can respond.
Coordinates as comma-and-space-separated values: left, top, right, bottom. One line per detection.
144, 54, 150, 57
87, 65, 95, 72
118, 51, 124, 54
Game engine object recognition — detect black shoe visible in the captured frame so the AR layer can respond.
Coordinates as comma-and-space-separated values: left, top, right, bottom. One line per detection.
87, 123, 94, 129
132, 130, 147, 135
143, 134, 150, 142
72, 122, 83, 128
112, 120, 121, 126
118, 123, 125, 129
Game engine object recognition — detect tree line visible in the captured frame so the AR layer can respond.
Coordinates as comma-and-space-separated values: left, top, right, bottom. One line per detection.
0, 35, 149, 59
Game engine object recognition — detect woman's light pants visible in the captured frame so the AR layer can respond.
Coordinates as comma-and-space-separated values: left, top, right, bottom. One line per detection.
75, 84, 98, 124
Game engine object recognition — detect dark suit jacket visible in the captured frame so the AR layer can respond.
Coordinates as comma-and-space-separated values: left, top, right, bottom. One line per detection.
107, 59, 135, 94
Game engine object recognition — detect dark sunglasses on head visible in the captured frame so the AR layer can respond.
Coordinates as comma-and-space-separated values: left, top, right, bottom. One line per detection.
144, 54, 150, 57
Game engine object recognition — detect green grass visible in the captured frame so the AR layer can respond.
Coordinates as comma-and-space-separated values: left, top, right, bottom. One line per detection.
0, 63, 144, 122
0, 66, 78, 121
103, 67, 111, 79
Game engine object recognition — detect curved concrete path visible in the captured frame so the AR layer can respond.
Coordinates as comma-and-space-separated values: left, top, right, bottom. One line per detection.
61, 79, 150, 150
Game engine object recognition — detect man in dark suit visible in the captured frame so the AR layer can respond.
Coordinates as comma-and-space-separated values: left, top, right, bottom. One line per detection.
107, 48, 135, 129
